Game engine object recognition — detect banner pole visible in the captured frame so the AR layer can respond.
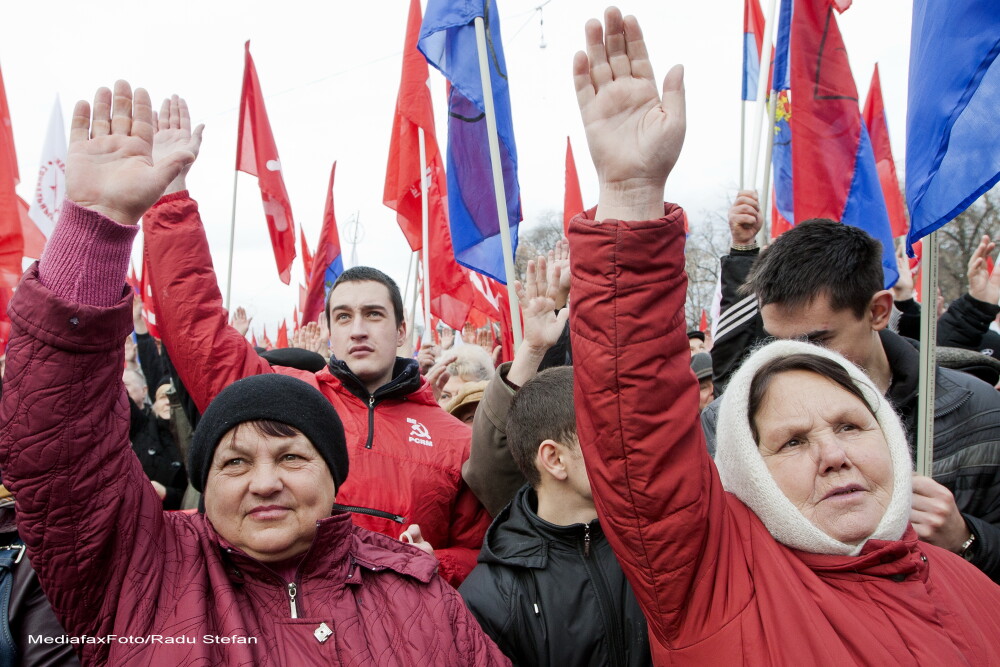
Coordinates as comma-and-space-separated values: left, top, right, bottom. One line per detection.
474, 16, 522, 349
747, 0, 778, 188
225, 170, 239, 311
418, 127, 434, 344
915, 231, 938, 477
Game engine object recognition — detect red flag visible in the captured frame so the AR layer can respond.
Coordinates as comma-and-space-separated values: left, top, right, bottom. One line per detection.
292, 307, 300, 332
862, 64, 908, 238
699, 309, 708, 333
251, 331, 259, 348
237, 41, 296, 284
0, 63, 25, 290
299, 283, 308, 317
276, 321, 289, 349
384, 0, 474, 329
139, 244, 161, 338
302, 163, 344, 324
563, 137, 584, 235
262, 324, 272, 350
299, 225, 314, 283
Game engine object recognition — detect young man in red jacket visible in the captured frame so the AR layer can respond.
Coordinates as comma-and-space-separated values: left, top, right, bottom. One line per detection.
142, 97, 489, 586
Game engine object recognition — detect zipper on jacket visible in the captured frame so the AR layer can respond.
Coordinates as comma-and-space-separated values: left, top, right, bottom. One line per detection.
581, 525, 626, 667
332, 502, 406, 524
287, 582, 298, 619
365, 395, 375, 449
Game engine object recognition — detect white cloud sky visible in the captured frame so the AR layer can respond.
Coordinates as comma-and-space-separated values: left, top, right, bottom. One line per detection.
1, 0, 911, 332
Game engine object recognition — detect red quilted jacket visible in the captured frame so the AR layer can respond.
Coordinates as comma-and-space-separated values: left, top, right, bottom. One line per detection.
143, 192, 490, 586
568, 206, 1000, 665
0, 266, 509, 667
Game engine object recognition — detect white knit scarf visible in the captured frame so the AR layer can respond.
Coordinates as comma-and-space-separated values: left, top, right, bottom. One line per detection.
714, 340, 912, 556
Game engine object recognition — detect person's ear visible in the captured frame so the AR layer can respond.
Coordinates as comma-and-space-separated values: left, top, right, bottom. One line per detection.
869, 290, 894, 331
397, 318, 407, 348
536, 440, 568, 482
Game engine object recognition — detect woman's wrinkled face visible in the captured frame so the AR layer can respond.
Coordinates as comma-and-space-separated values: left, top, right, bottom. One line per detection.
203, 426, 336, 562
753, 370, 893, 545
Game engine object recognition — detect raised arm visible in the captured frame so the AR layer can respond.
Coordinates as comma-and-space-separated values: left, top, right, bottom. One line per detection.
0, 82, 194, 659
142, 96, 275, 412
570, 9, 741, 647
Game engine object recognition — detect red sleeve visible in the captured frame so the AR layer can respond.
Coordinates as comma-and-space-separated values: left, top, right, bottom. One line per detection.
435, 479, 492, 587
143, 192, 274, 412
568, 206, 745, 646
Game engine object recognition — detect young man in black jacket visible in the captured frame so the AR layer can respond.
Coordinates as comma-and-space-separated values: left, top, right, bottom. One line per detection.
459, 367, 651, 667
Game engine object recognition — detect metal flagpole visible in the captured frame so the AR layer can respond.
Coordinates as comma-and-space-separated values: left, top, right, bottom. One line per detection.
757, 91, 778, 245
915, 231, 938, 477
474, 15, 523, 349
740, 102, 747, 190
747, 0, 778, 189
224, 170, 239, 311
418, 127, 434, 344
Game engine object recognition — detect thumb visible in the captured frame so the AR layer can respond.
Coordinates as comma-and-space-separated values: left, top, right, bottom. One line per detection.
153, 150, 195, 187
660, 64, 686, 122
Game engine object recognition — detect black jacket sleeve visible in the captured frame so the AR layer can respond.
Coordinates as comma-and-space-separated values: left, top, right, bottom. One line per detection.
938, 293, 1000, 351
711, 248, 766, 393
893, 298, 922, 341
135, 333, 167, 395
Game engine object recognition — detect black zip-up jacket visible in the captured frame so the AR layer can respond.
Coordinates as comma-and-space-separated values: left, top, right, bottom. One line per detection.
459, 485, 651, 667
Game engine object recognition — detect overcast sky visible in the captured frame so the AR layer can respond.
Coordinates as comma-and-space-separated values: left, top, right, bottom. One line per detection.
1, 0, 911, 333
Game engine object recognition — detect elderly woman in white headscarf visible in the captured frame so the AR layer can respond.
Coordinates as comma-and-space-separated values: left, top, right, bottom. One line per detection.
567, 7, 1000, 665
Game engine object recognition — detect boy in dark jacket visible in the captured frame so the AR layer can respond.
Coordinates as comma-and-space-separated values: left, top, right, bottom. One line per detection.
459, 367, 651, 667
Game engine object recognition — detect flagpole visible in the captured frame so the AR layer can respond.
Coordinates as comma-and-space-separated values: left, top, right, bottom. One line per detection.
402, 247, 415, 318
225, 170, 239, 311
747, 0, 778, 189
418, 127, 434, 345
739, 101, 747, 190
757, 90, 778, 244
474, 16, 522, 349
407, 251, 420, 348
915, 231, 938, 478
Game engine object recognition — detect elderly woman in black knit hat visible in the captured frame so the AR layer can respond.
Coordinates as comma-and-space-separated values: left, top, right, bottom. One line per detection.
0, 81, 508, 667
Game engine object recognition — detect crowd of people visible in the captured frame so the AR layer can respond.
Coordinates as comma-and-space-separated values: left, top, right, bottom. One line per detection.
0, 6, 998, 666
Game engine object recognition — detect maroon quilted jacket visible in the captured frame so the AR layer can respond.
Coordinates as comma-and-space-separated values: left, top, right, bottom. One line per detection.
0, 204, 509, 666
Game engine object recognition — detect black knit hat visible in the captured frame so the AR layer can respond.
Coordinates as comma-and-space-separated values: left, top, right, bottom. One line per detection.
188, 374, 348, 494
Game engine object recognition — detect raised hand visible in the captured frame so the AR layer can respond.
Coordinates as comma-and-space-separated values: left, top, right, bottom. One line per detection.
547, 237, 571, 310
66, 81, 196, 226
230, 307, 252, 338
892, 252, 915, 302
516, 256, 570, 355
728, 190, 762, 246
967, 235, 1000, 305
153, 95, 204, 196
132, 295, 149, 335
573, 8, 685, 221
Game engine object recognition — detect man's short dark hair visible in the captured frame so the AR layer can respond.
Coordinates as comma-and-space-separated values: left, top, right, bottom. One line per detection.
507, 367, 577, 489
325, 266, 404, 327
742, 219, 884, 318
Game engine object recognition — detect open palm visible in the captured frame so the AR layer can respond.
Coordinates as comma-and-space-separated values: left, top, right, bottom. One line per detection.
66, 82, 195, 226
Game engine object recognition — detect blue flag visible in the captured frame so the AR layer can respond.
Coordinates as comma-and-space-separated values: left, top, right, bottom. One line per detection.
418, 0, 520, 284
906, 0, 1000, 254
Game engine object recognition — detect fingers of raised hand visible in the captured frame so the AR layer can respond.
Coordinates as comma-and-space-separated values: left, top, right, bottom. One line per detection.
131, 88, 155, 145
604, 7, 631, 80
70, 100, 92, 145
622, 14, 653, 80
110, 80, 133, 136
169, 95, 181, 129
90, 87, 113, 138
584, 18, 612, 87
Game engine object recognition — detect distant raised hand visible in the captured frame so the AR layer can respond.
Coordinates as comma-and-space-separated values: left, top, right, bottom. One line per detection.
66, 81, 197, 226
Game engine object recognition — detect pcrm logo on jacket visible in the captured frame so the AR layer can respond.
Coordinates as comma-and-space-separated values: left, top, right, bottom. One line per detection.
407, 418, 433, 447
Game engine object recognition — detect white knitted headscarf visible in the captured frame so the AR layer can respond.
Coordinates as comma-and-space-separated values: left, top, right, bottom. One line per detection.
715, 340, 912, 556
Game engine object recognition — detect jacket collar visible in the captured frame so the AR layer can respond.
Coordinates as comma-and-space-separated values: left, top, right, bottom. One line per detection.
479, 485, 601, 569
326, 356, 426, 403
792, 525, 928, 582
881, 329, 974, 425
205, 511, 437, 586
